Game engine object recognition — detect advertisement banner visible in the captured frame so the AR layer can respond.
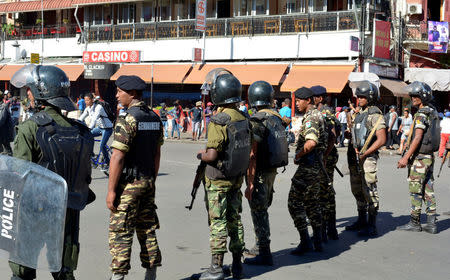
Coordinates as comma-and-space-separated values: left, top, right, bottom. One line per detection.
195, 0, 207, 32
428, 21, 448, 53
82, 51, 140, 63
84, 64, 119, 79
373, 20, 391, 59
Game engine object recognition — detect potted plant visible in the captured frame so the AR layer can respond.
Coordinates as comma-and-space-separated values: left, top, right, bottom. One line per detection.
63, 18, 69, 25
36, 18, 43, 25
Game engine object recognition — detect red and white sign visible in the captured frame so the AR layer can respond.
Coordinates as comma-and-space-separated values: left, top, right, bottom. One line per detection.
195, 0, 207, 32
373, 20, 391, 60
82, 51, 140, 63
192, 48, 203, 62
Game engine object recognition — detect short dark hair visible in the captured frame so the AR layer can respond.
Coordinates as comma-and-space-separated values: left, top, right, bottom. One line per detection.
84, 92, 94, 99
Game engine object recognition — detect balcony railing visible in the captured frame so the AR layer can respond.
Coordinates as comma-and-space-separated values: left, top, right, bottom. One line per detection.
5, 24, 81, 40
404, 20, 428, 42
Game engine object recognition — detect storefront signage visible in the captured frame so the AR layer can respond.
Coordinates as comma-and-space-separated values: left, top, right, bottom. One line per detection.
428, 21, 448, 53
369, 63, 398, 79
373, 20, 391, 60
82, 51, 140, 63
195, 0, 207, 32
350, 36, 359, 52
192, 48, 203, 62
30, 53, 39, 64
84, 63, 118, 79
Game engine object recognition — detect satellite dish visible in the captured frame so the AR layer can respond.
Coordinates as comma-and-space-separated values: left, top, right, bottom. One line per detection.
20, 49, 27, 60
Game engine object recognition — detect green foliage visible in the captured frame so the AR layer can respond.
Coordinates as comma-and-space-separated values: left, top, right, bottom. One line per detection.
1, 23, 14, 35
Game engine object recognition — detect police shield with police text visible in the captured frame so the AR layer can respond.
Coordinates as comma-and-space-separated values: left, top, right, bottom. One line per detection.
397, 81, 440, 234
9, 64, 94, 280
244, 81, 289, 266
346, 81, 386, 237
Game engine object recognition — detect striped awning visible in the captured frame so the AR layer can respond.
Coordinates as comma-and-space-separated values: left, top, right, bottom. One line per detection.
72, 0, 141, 6
0, 0, 74, 14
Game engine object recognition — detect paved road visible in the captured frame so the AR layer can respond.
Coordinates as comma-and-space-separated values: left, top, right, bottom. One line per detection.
2, 142, 450, 280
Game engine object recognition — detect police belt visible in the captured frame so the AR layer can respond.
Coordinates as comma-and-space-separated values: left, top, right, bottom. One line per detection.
122, 167, 153, 182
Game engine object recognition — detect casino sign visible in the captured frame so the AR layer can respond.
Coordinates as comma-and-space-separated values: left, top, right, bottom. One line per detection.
83, 51, 140, 63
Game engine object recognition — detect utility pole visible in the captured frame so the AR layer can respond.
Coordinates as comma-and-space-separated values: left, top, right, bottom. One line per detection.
358, 0, 367, 72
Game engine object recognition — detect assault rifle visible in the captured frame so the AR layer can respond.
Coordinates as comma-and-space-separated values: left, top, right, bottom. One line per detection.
437, 149, 449, 178
334, 166, 344, 177
186, 161, 207, 210
318, 154, 335, 194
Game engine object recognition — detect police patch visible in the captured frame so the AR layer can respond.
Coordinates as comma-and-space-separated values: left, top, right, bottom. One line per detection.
138, 122, 160, 130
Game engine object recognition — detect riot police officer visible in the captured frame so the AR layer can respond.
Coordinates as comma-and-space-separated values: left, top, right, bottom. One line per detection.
244, 81, 289, 266
311, 85, 339, 241
196, 73, 251, 280
345, 81, 386, 237
9, 65, 94, 280
397, 82, 440, 234
107, 75, 163, 280
289, 87, 327, 254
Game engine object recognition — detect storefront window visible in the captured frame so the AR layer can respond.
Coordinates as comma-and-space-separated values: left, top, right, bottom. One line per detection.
255, 0, 266, 15
104, 6, 112, 24
159, 0, 171, 21
311, 0, 326, 12
143, 1, 155, 21
240, 0, 251, 16
286, 0, 307, 13
94, 6, 102, 25
118, 4, 135, 23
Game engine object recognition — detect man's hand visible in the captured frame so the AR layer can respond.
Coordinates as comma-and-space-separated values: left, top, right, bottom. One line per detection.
106, 190, 117, 212
397, 156, 409, 169
245, 185, 254, 201
359, 151, 367, 162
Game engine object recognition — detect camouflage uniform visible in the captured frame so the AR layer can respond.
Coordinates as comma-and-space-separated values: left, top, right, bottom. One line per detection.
288, 106, 326, 232
205, 107, 247, 255
348, 106, 385, 215
109, 101, 163, 275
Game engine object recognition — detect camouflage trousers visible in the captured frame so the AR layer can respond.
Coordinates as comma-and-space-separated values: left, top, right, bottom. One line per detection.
318, 149, 338, 222
407, 154, 436, 217
109, 178, 161, 275
9, 209, 80, 280
248, 170, 277, 249
205, 176, 245, 255
288, 165, 322, 231
348, 146, 379, 215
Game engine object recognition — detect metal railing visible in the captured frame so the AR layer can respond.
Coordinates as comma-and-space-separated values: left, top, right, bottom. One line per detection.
404, 20, 428, 42
5, 24, 81, 40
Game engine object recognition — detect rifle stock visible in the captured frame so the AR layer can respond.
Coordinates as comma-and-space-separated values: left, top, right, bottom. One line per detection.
186, 161, 207, 210
438, 150, 448, 178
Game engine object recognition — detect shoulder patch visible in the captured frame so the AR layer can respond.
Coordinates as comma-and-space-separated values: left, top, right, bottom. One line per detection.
305, 121, 312, 128
368, 106, 382, 115
211, 112, 231, 125
30, 111, 53, 126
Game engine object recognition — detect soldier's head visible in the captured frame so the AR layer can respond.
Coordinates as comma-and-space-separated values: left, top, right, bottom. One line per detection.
11, 64, 75, 111
355, 80, 379, 107
405, 81, 433, 107
294, 87, 315, 113
310, 85, 327, 106
248, 80, 274, 110
210, 73, 242, 107
115, 75, 146, 107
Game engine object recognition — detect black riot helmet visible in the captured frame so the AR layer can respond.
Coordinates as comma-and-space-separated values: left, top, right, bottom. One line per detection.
210, 73, 242, 106
11, 64, 75, 111
248, 80, 274, 108
405, 81, 433, 104
355, 80, 379, 105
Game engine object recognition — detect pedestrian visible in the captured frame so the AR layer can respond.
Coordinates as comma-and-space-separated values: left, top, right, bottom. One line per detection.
159, 102, 169, 139
189, 101, 203, 141
204, 102, 213, 140
289, 87, 327, 254
338, 106, 348, 147
0, 91, 15, 155
77, 94, 86, 112
244, 81, 289, 266
168, 100, 182, 139
397, 81, 440, 234
79, 92, 114, 171
311, 85, 339, 241
279, 98, 292, 120
439, 111, 450, 158
107, 75, 164, 280
345, 81, 386, 237
397, 108, 413, 154
386, 105, 399, 149
196, 71, 251, 280
9, 96, 20, 125
9, 64, 94, 280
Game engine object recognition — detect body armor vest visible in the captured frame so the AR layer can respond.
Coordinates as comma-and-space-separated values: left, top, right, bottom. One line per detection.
352, 106, 381, 150
206, 112, 251, 180
251, 111, 288, 169
413, 106, 440, 154
124, 105, 162, 179
31, 111, 94, 210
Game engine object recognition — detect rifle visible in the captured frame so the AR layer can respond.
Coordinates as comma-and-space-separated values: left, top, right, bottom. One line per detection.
335, 166, 344, 177
355, 114, 384, 177
438, 149, 448, 178
319, 154, 335, 194
185, 161, 207, 210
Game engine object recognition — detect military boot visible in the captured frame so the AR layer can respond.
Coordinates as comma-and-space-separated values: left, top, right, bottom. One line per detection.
312, 226, 323, 252
358, 212, 377, 237
321, 224, 328, 243
144, 267, 157, 280
345, 210, 367, 231
396, 215, 421, 232
422, 215, 438, 234
199, 254, 224, 280
327, 216, 339, 240
231, 253, 243, 279
290, 229, 313, 255
244, 246, 273, 266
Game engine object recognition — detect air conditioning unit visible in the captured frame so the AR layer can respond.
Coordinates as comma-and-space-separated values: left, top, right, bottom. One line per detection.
407, 4, 422, 15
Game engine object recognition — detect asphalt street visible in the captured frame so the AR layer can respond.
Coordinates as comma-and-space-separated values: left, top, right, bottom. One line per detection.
2, 141, 450, 280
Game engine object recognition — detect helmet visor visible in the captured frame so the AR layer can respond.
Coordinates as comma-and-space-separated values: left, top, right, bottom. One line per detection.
11, 64, 37, 88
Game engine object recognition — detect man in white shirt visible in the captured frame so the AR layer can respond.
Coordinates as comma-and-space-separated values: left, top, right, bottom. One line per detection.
338, 106, 348, 147
439, 111, 450, 158
79, 93, 113, 169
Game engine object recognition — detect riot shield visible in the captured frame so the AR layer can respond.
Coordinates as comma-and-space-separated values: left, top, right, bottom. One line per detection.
0, 155, 67, 272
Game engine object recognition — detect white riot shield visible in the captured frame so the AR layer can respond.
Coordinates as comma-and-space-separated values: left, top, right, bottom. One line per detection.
0, 155, 67, 272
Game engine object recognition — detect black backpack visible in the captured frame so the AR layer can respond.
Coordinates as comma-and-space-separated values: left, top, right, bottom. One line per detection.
95, 100, 116, 123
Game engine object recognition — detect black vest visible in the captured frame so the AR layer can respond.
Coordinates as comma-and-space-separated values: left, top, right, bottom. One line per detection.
413, 106, 440, 154
124, 105, 162, 179
352, 106, 381, 150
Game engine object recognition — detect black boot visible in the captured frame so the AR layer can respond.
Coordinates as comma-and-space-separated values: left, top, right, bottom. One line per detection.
327, 216, 339, 240
422, 215, 437, 234
345, 210, 367, 231
231, 253, 243, 279
199, 254, 225, 280
358, 212, 377, 237
244, 246, 273, 266
312, 227, 323, 252
290, 229, 313, 255
397, 215, 421, 232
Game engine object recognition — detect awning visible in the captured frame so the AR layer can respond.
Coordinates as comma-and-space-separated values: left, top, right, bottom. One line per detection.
56, 65, 84, 81
405, 68, 450, 91
380, 79, 408, 97
281, 65, 355, 93
110, 64, 192, 84
182, 64, 288, 85
72, 0, 140, 6
0, 0, 74, 13
0, 65, 24, 81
